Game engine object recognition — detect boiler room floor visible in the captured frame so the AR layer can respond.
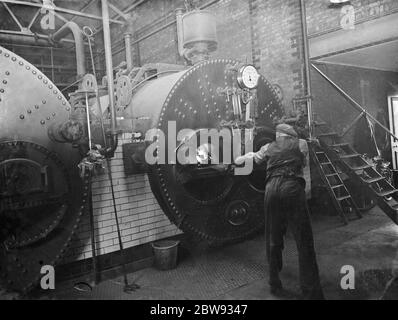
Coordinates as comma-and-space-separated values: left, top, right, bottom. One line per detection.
32, 206, 398, 300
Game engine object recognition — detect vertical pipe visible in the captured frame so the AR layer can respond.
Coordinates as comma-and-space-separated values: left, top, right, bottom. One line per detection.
175, 8, 185, 57
124, 14, 134, 70
50, 47, 55, 81
101, 0, 117, 134
124, 34, 132, 70
300, 0, 313, 139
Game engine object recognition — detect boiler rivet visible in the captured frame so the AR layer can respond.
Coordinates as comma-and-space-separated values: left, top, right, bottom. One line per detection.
35, 105, 39, 109
42, 100, 46, 104
27, 110, 32, 114
2, 80, 6, 84
20, 114, 24, 120
5, 71, 10, 75
40, 120, 45, 125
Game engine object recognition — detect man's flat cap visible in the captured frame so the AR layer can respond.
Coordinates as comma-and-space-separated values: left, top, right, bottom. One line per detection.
276, 123, 298, 137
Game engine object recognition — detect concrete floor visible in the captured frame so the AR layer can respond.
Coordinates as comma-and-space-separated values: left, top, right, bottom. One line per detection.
34, 206, 398, 300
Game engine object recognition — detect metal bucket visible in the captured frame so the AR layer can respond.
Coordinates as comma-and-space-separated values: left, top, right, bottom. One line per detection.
151, 240, 180, 270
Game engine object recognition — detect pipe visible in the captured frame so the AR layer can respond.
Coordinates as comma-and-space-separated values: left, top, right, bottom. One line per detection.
0, 30, 77, 45
51, 21, 86, 77
101, 0, 117, 135
124, 14, 134, 70
0, 0, 124, 24
175, 8, 185, 57
0, 33, 52, 46
299, 0, 313, 139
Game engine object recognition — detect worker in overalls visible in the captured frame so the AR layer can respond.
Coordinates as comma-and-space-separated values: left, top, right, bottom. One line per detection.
236, 123, 324, 299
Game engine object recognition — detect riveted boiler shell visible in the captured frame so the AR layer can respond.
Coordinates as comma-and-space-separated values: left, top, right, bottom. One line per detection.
0, 46, 90, 293
128, 59, 284, 244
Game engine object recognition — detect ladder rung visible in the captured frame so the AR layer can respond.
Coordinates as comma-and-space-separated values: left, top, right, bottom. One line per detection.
375, 189, 398, 197
315, 152, 325, 155
320, 162, 331, 165
336, 195, 351, 201
314, 121, 327, 127
326, 173, 339, 177
332, 143, 349, 148
362, 176, 385, 184
332, 184, 344, 189
317, 132, 338, 138
340, 153, 360, 159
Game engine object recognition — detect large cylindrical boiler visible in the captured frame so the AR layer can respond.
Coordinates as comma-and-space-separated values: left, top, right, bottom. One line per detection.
123, 59, 284, 244
0, 46, 90, 293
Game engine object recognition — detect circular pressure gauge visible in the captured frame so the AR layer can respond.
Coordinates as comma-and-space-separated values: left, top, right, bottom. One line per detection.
237, 65, 260, 89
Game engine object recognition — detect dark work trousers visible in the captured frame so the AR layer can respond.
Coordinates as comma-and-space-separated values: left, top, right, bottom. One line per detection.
264, 175, 324, 300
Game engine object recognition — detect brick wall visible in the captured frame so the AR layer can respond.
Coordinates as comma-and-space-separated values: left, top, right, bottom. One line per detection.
250, 0, 306, 108
110, 0, 306, 108
107, 0, 253, 67
306, 0, 398, 37
61, 133, 181, 264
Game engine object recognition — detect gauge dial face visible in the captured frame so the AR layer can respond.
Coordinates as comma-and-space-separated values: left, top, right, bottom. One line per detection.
237, 65, 260, 89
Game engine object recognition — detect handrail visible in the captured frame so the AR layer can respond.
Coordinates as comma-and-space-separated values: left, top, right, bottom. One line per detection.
311, 63, 398, 141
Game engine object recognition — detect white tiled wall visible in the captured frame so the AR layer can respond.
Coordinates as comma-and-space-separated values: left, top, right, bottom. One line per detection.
61, 133, 182, 264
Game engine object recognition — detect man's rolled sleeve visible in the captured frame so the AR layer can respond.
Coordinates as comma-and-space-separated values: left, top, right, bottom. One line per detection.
254, 143, 270, 164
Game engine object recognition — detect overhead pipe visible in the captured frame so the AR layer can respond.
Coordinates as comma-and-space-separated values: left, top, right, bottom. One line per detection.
50, 21, 86, 77
0, 33, 53, 46
0, 29, 78, 45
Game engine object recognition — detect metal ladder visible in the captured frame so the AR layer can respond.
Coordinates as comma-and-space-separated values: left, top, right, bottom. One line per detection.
310, 143, 361, 225
315, 129, 398, 225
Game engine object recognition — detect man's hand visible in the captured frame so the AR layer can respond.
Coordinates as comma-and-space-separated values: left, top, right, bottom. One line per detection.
235, 152, 255, 165
308, 138, 320, 146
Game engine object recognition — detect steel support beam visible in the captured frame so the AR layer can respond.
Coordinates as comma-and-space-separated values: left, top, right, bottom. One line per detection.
101, 0, 117, 134
300, 0, 314, 139
0, 0, 124, 25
